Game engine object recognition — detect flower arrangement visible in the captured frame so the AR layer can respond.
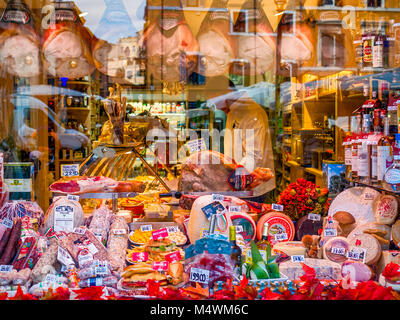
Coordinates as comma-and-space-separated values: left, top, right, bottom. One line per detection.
277, 178, 330, 220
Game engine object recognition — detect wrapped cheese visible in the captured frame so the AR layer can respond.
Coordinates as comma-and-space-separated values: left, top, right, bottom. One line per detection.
279, 258, 341, 280
373, 194, 398, 225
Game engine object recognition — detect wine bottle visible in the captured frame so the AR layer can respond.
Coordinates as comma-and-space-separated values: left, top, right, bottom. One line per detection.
256, 223, 271, 261
229, 226, 242, 267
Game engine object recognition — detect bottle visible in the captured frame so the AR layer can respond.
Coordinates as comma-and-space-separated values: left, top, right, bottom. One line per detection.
377, 116, 394, 183
209, 214, 217, 235
373, 21, 386, 69
383, 134, 400, 191
362, 21, 374, 69
358, 114, 371, 182
229, 226, 242, 267
354, 20, 364, 70
256, 223, 271, 261
351, 113, 362, 179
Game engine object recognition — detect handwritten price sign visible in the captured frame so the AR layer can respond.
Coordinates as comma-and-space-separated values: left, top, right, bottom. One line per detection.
189, 267, 209, 284
61, 164, 79, 177
151, 228, 169, 240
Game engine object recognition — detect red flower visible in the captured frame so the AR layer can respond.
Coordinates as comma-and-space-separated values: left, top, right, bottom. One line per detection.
9, 285, 37, 300
73, 286, 105, 300
382, 263, 400, 282
259, 287, 283, 300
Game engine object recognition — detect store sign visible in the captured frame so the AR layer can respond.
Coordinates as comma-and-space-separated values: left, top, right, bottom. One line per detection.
53, 205, 75, 232
61, 164, 80, 177
166, 226, 179, 233
67, 195, 79, 202
189, 267, 210, 284
228, 206, 242, 213
1, 218, 13, 229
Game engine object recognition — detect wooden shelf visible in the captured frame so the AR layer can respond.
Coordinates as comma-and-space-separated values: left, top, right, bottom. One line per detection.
305, 167, 323, 177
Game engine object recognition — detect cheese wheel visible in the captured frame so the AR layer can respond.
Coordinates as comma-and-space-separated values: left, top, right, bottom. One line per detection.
322, 236, 349, 264
347, 233, 382, 265
230, 212, 256, 242
295, 215, 323, 241
392, 220, 400, 249
373, 194, 398, 225
256, 211, 295, 244
328, 187, 380, 228
272, 241, 306, 256
348, 222, 391, 250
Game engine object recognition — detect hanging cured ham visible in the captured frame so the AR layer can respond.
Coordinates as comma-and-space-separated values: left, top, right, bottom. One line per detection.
42, 1, 95, 79
232, 0, 276, 77
197, 0, 236, 78
139, 0, 199, 83
277, 12, 315, 65
92, 0, 137, 78
0, 0, 40, 78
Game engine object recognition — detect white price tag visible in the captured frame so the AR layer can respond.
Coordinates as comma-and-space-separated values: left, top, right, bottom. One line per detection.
61, 164, 80, 177
272, 204, 284, 212
166, 226, 179, 233
364, 193, 375, 200
73, 227, 86, 235
95, 266, 108, 276
45, 274, 63, 284
308, 213, 321, 221
228, 206, 242, 213
235, 225, 244, 233
57, 246, 75, 267
331, 247, 346, 255
347, 247, 366, 263
67, 195, 80, 202
112, 229, 127, 235
0, 265, 13, 273
291, 255, 305, 263
54, 205, 75, 232
140, 225, 153, 232
186, 138, 207, 154
274, 233, 288, 242
1, 218, 13, 229
189, 267, 210, 284
323, 228, 337, 237
212, 194, 225, 202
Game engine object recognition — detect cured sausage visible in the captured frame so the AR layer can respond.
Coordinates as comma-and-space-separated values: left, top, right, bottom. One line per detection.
0, 218, 21, 265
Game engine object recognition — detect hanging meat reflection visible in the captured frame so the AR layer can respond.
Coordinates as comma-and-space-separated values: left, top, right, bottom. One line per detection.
197, 0, 236, 78
139, 0, 199, 83
231, 0, 276, 77
41, 1, 95, 79
0, 0, 40, 78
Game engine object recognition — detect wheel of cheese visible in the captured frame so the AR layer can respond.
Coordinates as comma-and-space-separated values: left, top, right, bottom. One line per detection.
328, 187, 381, 228
322, 236, 349, 264
229, 212, 256, 242
373, 194, 398, 225
256, 211, 295, 244
377, 250, 400, 275
272, 241, 306, 256
391, 220, 400, 249
348, 222, 391, 250
295, 215, 323, 241
347, 233, 382, 265
341, 260, 374, 282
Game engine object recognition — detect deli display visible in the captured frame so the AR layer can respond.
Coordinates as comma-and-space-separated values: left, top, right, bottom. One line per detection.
1, 0, 400, 302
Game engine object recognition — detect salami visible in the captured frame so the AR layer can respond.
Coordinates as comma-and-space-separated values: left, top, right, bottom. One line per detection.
0, 220, 13, 257
0, 218, 21, 265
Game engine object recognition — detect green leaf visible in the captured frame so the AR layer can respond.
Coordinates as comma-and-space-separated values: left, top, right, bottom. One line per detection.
266, 262, 280, 279
159, 245, 166, 251
250, 240, 265, 265
251, 261, 270, 279
266, 255, 278, 264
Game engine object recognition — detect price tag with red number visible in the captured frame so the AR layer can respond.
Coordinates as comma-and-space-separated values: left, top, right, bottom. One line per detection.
165, 250, 181, 263
152, 228, 169, 240
152, 261, 169, 271
131, 252, 149, 262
